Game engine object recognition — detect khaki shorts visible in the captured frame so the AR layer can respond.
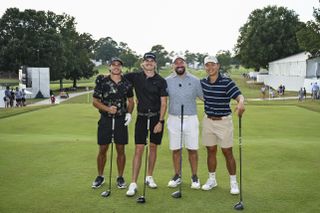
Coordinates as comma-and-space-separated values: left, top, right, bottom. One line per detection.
202, 115, 233, 148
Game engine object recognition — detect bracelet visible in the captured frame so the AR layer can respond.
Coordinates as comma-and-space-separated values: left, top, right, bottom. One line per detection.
159, 120, 164, 124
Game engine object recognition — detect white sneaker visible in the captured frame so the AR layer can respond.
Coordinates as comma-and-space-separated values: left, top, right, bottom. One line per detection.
201, 178, 218, 190
230, 182, 240, 195
191, 178, 200, 189
168, 176, 181, 188
146, 176, 157, 188
126, 182, 137, 196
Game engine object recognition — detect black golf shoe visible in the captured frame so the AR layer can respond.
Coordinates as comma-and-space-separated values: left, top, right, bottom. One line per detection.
116, 176, 127, 189
92, 176, 105, 189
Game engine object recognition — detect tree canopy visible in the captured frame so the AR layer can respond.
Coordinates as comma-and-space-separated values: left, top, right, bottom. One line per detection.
297, 7, 320, 57
235, 5, 303, 70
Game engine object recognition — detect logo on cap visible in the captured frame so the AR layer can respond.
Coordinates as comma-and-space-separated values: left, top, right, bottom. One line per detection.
110, 57, 123, 65
143, 52, 156, 61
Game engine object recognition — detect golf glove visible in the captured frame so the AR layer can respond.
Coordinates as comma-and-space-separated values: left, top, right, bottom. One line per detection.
124, 113, 132, 126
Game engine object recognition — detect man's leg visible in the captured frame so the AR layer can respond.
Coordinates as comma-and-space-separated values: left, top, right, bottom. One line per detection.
221, 147, 236, 175
131, 144, 145, 182
147, 142, 157, 176
206, 145, 218, 172
221, 147, 239, 194
97, 144, 108, 176
172, 149, 180, 175
116, 144, 125, 177
188, 149, 198, 176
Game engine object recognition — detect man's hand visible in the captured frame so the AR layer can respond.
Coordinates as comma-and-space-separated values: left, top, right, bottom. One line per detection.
124, 113, 132, 126
235, 101, 245, 117
153, 122, 163, 133
108, 106, 117, 114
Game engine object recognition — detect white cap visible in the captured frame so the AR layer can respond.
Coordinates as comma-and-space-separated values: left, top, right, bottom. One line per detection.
204, 55, 219, 65
172, 56, 185, 63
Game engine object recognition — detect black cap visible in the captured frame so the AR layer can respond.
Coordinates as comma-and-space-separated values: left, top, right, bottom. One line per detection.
143, 52, 156, 61
110, 57, 123, 65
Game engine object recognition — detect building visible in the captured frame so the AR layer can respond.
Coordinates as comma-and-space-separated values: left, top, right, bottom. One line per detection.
264, 52, 320, 93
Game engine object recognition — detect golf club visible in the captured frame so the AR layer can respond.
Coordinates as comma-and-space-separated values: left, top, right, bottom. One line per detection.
172, 105, 184, 198
137, 112, 150, 204
234, 116, 244, 210
101, 116, 115, 198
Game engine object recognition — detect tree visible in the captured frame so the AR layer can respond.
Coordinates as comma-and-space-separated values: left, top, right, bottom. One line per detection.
118, 42, 139, 71
297, 7, 320, 57
94, 37, 119, 63
216, 50, 232, 73
150, 45, 171, 70
64, 33, 96, 88
195, 52, 207, 67
184, 50, 197, 65
235, 6, 303, 70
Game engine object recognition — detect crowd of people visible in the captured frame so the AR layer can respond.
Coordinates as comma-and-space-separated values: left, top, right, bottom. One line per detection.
91, 53, 245, 197
3, 86, 27, 108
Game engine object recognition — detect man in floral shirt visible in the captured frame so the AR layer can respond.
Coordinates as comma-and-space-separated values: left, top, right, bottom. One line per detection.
92, 57, 134, 189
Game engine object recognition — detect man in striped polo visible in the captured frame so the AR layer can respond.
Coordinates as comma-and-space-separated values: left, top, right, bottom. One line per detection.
200, 55, 245, 195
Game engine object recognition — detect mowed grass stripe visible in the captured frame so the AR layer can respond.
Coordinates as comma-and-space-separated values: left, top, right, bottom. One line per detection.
0, 104, 319, 213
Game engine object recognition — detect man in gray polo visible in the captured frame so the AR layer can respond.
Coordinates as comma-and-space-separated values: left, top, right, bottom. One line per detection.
166, 56, 203, 189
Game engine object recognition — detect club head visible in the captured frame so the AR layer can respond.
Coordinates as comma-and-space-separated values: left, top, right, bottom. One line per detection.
171, 191, 182, 198
101, 190, 111, 197
234, 201, 244, 210
137, 196, 146, 204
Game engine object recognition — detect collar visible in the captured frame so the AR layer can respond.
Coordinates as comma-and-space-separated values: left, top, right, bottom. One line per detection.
206, 72, 222, 84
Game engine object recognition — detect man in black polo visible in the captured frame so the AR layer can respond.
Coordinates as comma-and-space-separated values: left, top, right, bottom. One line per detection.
92, 57, 134, 189
124, 52, 168, 196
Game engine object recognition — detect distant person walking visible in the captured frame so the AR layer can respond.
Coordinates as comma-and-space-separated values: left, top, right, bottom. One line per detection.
3, 86, 11, 108
92, 57, 134, 189
200, 55, 245, 195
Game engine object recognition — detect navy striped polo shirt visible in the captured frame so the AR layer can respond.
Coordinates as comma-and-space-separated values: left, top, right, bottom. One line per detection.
200, 73, 241, 117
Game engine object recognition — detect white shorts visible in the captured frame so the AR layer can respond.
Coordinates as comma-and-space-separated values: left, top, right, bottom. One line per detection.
167, 114, 199, 150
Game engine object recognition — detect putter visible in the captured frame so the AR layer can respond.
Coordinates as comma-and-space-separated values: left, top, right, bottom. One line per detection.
172, 105, 184, 199
137, 113, 151, 204
101, 116, 115, 197
234, 116, 244, 210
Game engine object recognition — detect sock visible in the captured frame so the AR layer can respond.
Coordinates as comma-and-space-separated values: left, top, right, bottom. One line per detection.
230, 175, 237, 183
209, 172, 216, 179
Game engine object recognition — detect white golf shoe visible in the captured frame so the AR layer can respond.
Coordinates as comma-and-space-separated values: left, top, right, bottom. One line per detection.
126, 182, 137, 196
230, 182, 240, 195
201, 178, 218, 191
146, 176, 157, 188
191, 176, 200, 189
168, 175, 181, 188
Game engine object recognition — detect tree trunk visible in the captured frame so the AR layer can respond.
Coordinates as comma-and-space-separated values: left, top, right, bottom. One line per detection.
73, 78, 77, 88
59, 79, 63, 91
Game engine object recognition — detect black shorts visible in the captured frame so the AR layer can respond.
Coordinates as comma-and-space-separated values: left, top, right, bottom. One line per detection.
97, 115, 128, 145
135, 114, 164, 145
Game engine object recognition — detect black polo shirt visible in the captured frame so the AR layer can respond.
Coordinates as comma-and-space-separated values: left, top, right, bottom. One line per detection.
93, 74, 133, 116
124, 71, 168, 113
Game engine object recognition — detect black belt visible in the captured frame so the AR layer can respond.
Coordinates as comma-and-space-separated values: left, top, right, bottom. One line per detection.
138, 111, 159, 117
207, 116, 222, 120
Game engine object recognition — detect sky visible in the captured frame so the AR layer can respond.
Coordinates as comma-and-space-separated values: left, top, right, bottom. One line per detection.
0, 0, 318, 56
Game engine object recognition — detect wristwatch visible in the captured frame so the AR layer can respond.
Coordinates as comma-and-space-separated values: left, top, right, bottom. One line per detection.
159, 120, 164, 124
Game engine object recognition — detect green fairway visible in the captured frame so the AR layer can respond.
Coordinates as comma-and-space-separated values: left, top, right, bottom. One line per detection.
0, 99, 320, 213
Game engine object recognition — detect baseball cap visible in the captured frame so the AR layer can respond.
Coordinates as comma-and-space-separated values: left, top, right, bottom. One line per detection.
172, 56, 185, 64
110, 57, 123, 65
143, 52, 156, 61
204, 55, 219, 65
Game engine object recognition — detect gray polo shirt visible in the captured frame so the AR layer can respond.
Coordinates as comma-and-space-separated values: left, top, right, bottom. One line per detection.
166, 72, 203, 115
